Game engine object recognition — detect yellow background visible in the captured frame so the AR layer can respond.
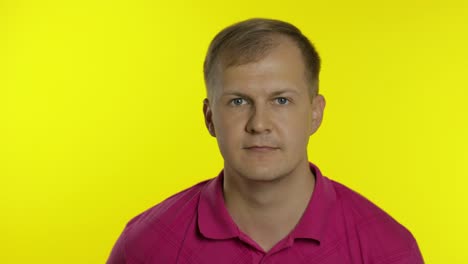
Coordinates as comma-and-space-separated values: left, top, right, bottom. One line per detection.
1, 0, 467, 263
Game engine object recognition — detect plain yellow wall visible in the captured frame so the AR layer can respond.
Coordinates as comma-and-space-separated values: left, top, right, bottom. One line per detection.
1, 0, 467, 263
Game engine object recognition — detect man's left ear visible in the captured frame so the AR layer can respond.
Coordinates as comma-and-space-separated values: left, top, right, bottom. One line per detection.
309, 94, 326, 135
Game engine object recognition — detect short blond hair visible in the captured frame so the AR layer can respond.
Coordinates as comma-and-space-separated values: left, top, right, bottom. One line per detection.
203, 18, 321, 100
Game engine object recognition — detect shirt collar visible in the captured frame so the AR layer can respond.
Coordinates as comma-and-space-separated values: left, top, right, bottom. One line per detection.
197, 162, 337, 242
290, 162, 337, 243
197, 170, 239, 239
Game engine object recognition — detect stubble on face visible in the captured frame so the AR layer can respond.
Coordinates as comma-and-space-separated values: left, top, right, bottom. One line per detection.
206, 36, 322, 184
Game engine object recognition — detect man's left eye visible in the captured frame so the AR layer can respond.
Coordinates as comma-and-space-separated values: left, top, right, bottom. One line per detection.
275, 97, 289, 105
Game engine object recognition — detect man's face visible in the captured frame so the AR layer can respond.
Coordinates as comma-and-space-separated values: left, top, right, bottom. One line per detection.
203, 37, 325, 182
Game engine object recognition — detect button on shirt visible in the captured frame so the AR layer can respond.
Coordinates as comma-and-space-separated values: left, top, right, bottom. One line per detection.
107, 163, 424, 263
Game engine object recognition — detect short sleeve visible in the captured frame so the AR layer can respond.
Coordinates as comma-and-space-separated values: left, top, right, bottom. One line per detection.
377, 239, 424, 264
407, 240, 424, 264
106, 228, 127, 264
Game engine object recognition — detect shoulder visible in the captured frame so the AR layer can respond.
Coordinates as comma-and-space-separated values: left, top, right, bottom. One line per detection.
127, 179, 210, 229
110, 179, 212, 263
127, 180, 210, 226
329, 179, 423, 263
330, 179, 395, 222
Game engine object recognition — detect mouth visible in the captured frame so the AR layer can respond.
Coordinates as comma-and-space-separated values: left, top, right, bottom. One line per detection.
244, 146, 279, 152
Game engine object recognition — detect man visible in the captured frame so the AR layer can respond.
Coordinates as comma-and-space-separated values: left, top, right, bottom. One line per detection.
107, 18, 424, 263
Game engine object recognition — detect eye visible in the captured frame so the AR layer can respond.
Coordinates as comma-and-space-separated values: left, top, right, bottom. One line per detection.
275, 97, 290, 105
231, 98, 247, 106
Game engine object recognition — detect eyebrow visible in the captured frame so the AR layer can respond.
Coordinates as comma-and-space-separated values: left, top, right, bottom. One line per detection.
221, 89, 300, 98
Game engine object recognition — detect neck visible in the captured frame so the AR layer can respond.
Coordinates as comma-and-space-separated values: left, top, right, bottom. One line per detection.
222, 160, 315, 252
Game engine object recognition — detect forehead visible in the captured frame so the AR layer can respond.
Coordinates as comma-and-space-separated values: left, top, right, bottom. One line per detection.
220, 38, 308, 95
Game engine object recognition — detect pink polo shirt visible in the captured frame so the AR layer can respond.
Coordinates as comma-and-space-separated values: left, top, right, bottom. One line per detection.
107, 163, 424, 263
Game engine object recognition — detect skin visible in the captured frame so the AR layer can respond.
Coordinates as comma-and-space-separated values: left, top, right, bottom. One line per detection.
203, 36, 326, 252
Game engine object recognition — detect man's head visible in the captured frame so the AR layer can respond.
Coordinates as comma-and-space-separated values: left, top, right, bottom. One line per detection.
203, 18, 321, 102
203, 18, 325, 182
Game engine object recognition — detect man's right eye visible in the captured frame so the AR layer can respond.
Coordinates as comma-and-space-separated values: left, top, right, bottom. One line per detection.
231, 98, 247, 106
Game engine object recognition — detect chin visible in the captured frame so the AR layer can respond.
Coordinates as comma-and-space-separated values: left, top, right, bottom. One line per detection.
236, 163, 288, 183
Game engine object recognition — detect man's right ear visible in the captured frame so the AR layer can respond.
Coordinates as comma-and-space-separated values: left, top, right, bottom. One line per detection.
203, 98, 216, 137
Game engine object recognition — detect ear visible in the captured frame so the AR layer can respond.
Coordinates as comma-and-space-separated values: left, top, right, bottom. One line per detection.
203, 98, 216, 137
309, 94, 326, 136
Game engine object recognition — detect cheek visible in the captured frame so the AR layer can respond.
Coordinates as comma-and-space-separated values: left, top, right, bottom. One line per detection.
214, 113, 244, 144
280, 113, 311, 142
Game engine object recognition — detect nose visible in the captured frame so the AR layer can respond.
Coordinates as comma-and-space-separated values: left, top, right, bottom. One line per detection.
245, 104, 272, 134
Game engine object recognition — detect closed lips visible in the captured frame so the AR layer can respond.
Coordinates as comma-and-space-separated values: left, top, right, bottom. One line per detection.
245, 146, 279, 149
